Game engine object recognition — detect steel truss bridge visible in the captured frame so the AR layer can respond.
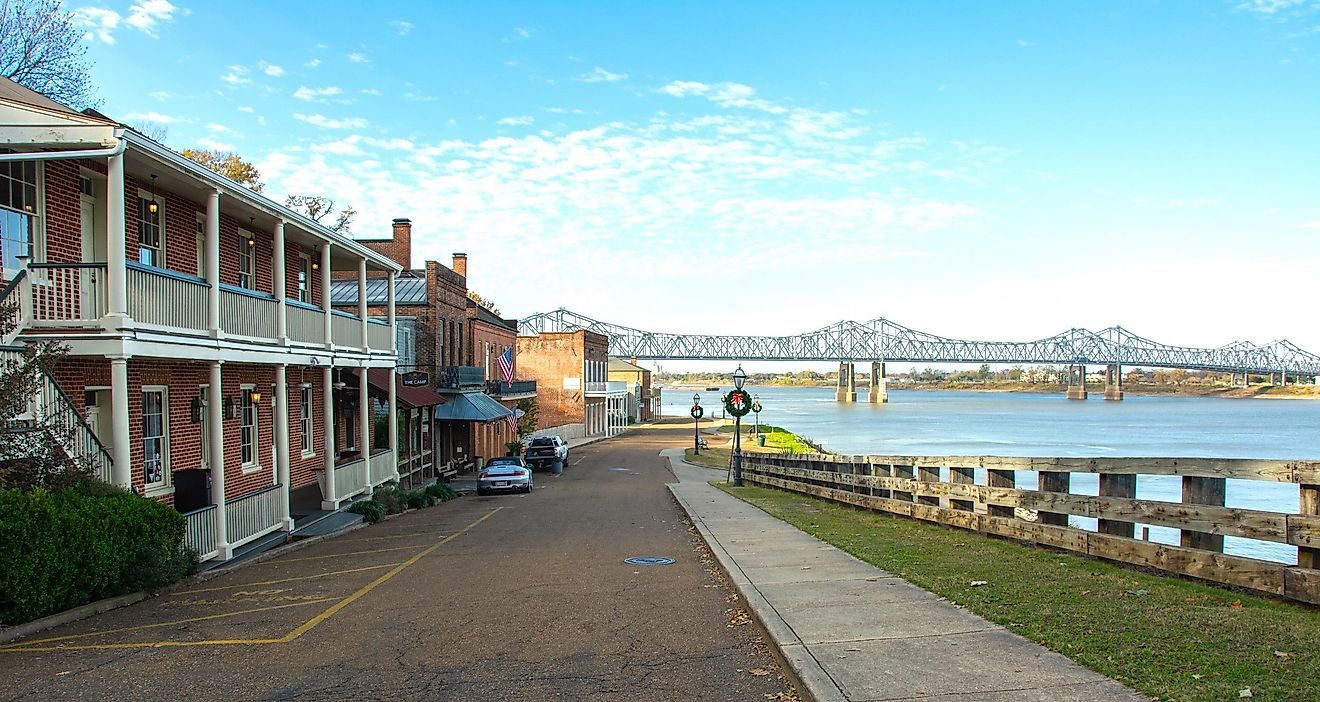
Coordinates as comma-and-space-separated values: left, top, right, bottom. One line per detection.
518, 308, 1320, 376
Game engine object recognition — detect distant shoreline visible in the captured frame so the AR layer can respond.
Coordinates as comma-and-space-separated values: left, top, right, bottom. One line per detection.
659, 382, 1320, 400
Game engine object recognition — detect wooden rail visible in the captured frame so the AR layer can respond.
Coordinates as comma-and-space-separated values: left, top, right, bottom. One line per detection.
741, 453, 1320, 604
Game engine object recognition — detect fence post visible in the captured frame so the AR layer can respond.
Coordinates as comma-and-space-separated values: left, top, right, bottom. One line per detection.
1038, 471, 1070, 526
917, 463, 940, 507
950, 465, 975, 512
1300, 483, 1319, 569
893, 464, 914, 503
987, 468, 1015, 518
1181, 476, 1226, 552
1098, 473, 1137, 538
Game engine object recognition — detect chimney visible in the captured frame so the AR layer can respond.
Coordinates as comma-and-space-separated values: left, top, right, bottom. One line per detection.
452, 252, 467, 279
390, 218, 412, 270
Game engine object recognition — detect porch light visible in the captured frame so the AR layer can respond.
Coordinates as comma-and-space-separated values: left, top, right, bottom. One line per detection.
732, 365, 747, 391
311, 248, 320, 270
147, 175, 159, 214
250, 390, 262, 403
248, 218, 257, 246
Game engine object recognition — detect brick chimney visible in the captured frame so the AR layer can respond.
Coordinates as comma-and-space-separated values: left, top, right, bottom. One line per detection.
452, 252, 467, 279
389, 218, 412, 270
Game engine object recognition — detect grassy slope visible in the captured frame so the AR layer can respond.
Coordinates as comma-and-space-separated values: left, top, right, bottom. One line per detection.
716, 483, 1319, 702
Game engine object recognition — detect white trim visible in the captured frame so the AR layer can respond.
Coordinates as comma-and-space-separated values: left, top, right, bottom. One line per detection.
297, 252, 312, 303
239, 383, 260, 472
237, 228, 256, 290
299, 385, 315, 458
135, 187, 165, 267
141, 385, 171, 496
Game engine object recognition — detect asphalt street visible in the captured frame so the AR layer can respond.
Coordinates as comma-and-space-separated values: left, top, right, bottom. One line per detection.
0, 421, 797, 702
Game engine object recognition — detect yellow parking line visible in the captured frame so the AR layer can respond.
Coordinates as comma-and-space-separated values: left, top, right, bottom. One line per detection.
279, 507, 501, 643
175, 563, 403, 595
0, 600, 335, 652
340, 530, 450, 542
271, 544, 425, 563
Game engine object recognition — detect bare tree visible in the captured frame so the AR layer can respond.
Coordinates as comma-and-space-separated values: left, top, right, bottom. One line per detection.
130, 120, 169, 144
0, 0, 98, 108
284, 194, 355, 233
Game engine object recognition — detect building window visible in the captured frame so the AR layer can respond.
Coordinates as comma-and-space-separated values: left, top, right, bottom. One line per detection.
297, 253, 312, 303
396, 318, 416, 371
195, 214, 206, 277
1, 159, 38, 273
238, 231, 255, 289
241, 386, 258, 468
142, 388, 169, 491
138, 194, 163, 266
300, 386, 313, 456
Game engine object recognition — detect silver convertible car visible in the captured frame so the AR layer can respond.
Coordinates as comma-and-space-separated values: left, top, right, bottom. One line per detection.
476, 456, 534, 495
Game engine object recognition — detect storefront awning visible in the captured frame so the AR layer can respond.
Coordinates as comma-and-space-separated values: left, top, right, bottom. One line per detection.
365, 368, 448, 409
431, 391, 513, 422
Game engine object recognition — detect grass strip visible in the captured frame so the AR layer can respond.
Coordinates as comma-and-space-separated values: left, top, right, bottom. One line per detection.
715, 482, 1319, 702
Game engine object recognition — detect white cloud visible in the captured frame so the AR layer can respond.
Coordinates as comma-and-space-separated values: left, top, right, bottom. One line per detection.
148, 91, 170, 101
222, 65, 251, 86
347, 52, 369, 63
313, 135, 365, 156
206, 122, 233, 133
196, 137, 234, 151
661, 81, 710, 97
360, 88, 382, 96
237, 106, 255, 113
125, 0, 177, 35
259, 61, 285, 77
391, 20, 414, 35
293, 113, 368, 129
498, 116, 534, 126
293, 85, 343, 101
1238, 0, 1308, 15
72, 8, 120, 44
122, 111, 179, 123
305, 58, 322, 68
575, 67, 628, 83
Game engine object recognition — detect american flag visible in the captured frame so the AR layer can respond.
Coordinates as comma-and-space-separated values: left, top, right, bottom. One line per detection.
505, 411, 518, 436
497, 346, 515, 386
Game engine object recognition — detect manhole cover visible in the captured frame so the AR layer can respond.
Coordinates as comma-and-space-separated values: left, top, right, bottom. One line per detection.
624, 556, 675, 566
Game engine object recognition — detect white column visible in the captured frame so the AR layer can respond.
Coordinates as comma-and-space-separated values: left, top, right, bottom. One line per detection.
388, 366, 399, 480
206, 189, 221, 338
387, 270, 396, 353
273, 219, 287, 343
275, 364, 292, 531
360, 366, 372, 492
321, 244, 333, 348
108, 356, 131, 488
104, 153, 128, 326
321, 366, 337, 510
358, 258, 369, 352
208, 361, 231, 560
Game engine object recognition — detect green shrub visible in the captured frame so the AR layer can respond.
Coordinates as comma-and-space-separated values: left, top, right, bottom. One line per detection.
402, 490, 434, 510
425, 482, 457, 502
371, 485, 403, 514
0, 481, 191, 626
345, 499, 386, 524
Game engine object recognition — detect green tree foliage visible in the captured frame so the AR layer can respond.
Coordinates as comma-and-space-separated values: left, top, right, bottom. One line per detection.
181, 149, 264, 192
0, 0, 98, 108
515, 397, 539, 439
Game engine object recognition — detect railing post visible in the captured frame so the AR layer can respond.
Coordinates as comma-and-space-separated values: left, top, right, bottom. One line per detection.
987, 468, 1015, 518
273, 219, 287, 343
321, 365, 337, 510
16, 267, 32, 327
1098, 473, 1137, 537
1038, 471, 1070, 526
916, 463, 940, 507
208, 361, 231, 560
1301, 484, 1319, 569
104, 152, 129, 329
892, 464, 914, 503
1181, 476, 1226, 552
275, 363, 292, 531
950, 465, 975, 511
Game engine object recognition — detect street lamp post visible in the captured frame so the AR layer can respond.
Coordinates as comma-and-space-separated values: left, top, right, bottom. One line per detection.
753, 393, 761, 437
691, 393, 703, 455
731, 365, 748, 487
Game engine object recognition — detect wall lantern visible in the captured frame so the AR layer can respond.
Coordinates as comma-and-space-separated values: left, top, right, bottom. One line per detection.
147, 174, 159, 214
224, 396, 239, 420
190, 396, 203, 423
250, 390, 262, 403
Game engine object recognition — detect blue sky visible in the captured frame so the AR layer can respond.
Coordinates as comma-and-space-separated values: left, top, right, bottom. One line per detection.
68, 0, 1320, 363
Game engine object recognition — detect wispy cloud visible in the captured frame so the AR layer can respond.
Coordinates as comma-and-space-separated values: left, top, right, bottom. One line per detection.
347, 52, 369, 63
125, 0, 177, 35
504, 26, 534, 42
259, 61, 285, 77
221, 65, 251, 86
305, 58, 322, 68
71, 8, 119, 43
122, 111, 179, 123
391, 20, 414, 35
206, 122, 233, 133
293, 113, 368, 129
360, 88, 382, 96
237, 106, 255, 113
575, 66, 628, 83
293, 85, 343, 101
497, 116, 534, 126
1237, 0, 1309, 15
74, 0, 179, 43
196, 137, 234, 151
148, 91, 170, 101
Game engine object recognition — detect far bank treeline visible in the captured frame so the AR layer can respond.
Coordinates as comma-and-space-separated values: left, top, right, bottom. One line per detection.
655, 365, 1318, 396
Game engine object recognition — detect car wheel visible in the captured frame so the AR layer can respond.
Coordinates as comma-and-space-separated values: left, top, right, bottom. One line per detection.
476, 487, 488, 496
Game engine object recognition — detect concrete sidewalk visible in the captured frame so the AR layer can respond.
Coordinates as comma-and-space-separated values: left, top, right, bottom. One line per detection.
664, 449, 1148, 702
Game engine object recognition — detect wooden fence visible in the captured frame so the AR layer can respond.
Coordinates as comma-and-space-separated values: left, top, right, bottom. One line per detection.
741, 452, 1320, 604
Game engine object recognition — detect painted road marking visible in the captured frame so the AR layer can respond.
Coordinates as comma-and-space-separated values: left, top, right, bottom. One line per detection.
175, 563, 404, 595
268, 544, 426, 563
0, 507, 502, 653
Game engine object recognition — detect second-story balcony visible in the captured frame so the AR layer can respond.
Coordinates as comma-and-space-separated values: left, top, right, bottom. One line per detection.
486, 379, 537, 397
20, 261, 393, 354
437, 365, 486, 390
585, 380, 629, 397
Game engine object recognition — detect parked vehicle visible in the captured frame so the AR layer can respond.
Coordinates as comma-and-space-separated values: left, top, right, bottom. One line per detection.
477, 457, 533, 495
524, 435, 569, 473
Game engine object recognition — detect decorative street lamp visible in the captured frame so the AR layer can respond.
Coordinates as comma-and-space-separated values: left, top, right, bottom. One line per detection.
726, 365, 751, 487
691, 393, 704, 455
752, 393, 762, 438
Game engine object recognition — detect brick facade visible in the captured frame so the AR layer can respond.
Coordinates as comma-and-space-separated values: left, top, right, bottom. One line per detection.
516, 330, 609, 430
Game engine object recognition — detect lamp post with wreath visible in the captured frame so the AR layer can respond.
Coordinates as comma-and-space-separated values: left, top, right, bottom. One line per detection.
725, 365, 752, 487
752, 394, 762, 441
691, 393, 704, 455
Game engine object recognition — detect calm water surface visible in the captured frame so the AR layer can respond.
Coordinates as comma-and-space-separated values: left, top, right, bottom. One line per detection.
663, 386, 1320, 564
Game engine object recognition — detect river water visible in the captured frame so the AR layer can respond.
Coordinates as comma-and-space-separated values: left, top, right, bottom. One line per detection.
662, 386, 1320, 564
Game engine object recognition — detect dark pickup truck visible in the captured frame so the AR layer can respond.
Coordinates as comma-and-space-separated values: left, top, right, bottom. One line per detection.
524, 435, 569, 473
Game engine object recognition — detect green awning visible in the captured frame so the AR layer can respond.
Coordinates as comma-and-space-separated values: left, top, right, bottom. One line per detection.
431, 392, 513, 422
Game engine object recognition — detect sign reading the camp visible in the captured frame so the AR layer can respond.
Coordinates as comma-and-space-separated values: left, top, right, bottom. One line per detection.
401, 371, 430, 387
725, 390, 753, 417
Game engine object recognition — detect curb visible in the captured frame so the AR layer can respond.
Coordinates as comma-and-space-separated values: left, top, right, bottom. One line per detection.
666, 456, 846, 702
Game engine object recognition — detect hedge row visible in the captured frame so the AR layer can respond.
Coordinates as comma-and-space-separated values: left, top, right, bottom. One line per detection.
0, 482, 194, 626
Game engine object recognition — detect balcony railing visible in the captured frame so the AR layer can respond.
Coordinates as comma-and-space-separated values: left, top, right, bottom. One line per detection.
487, 379, 537, 396
585, 381, 628, 396
225, 483, 283, 550
182, 504, 219, 561
438, 365, 486, 390
21, 262, 391, 354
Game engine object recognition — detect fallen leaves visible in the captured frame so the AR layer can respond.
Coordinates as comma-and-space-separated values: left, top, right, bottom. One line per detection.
728, 608, 752, 627
747, 667, 772, 677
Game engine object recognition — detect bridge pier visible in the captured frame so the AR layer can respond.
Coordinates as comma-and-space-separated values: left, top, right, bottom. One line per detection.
1065, 364, 1088, 400
836, 362, 857, 403
868, 361, 887, 403
1103, 363, 1123, 401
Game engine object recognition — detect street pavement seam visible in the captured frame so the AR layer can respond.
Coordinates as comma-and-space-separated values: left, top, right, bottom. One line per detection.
664, 448, 1149, 702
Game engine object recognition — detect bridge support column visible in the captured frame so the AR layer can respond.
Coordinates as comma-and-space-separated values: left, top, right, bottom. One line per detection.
1103, 363, 1123, 401
867, 361, 887, 403
1065, 364, 1088, 400
835, 362, 856, 403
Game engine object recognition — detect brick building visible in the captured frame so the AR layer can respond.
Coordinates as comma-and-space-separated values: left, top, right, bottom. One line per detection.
608, 357, 657, 422
516, 330, 628, 438
1, 77, 400, 564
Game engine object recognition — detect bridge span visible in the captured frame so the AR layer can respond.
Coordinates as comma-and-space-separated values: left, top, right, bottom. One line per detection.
517, 308, 1320, 402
